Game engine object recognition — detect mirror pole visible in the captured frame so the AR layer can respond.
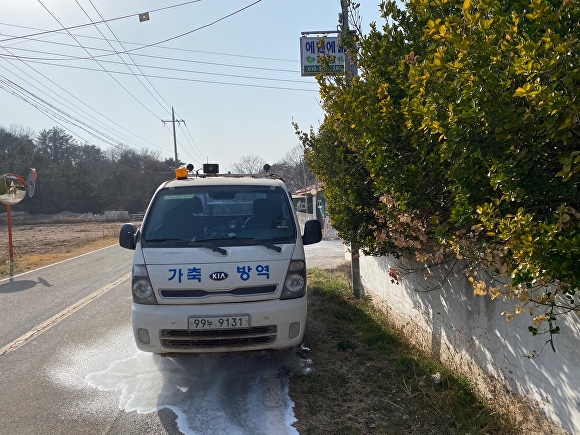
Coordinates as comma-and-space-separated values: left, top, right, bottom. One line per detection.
6, 204, 14, 261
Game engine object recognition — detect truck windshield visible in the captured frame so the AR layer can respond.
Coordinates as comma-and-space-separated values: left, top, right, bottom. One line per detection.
141, 185, 297, 246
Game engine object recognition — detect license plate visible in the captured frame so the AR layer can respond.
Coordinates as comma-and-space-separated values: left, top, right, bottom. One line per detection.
188, 316, 249, 330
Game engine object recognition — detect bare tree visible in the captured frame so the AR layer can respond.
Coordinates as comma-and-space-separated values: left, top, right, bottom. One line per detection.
7, 123, 35, 139
230, 154, 266, 174
270, 145, 317, 192
230, 148, 317, 192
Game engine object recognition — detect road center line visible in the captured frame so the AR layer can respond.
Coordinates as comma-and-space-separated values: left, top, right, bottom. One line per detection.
0, 273, 131, 357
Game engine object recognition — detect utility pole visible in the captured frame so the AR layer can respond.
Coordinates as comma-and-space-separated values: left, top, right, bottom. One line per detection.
340, 0, 357, 79
340, 0, 363, 299
162, 106, 185, 168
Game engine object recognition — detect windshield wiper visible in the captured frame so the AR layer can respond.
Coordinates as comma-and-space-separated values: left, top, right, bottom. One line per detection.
144, 238, 227, 255
144, 237, 188, 243
190, 242, 227, 255
257, 241, 282, 252
203, 237, 282, 253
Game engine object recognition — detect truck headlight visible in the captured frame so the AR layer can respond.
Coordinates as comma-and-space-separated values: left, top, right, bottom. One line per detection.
281, 260, 306, 300
132, 264, 157, 304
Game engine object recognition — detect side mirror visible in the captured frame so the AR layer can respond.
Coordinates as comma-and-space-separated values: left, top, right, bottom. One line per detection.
302, 219, 322, 245
119, 223, 138, 250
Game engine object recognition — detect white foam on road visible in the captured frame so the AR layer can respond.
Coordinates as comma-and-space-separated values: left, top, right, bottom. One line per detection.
48, 328, 299, 435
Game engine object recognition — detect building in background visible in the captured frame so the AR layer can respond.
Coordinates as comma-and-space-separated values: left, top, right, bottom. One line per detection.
294, 183, 337, 239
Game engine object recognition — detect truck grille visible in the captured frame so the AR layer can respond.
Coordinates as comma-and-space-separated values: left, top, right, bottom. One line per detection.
160, 285, 277, 298
160, 326, 277, 349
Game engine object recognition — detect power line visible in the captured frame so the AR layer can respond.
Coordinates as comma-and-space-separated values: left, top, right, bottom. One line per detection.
0, 54, 317, 91
90, 0, 263, 56
2, 1, 262, 61
0, 43, 300, 73
0, 0, 206, 43
165, 124, 204, 167
6, 56, 311, 85
0, 75, 125, 149
161, 106, 185, 168
0, 22, 300, 64
2, 0, 277, 165
174, 109, 206, 164
0, 48, 174, 155
0, 75, 177, 173
0, 0, 312, 168
0, 45, 301, 74
36, 0, 165, 121
82, 0, 172, 113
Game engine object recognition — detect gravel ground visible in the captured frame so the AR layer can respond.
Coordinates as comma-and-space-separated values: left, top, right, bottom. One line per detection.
0, 216, 127, 261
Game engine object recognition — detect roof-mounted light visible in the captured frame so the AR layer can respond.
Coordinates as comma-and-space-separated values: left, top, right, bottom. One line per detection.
175, 167, 188, 179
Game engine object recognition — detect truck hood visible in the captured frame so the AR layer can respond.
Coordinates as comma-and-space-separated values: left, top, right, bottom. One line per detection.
139, 243, 299, 304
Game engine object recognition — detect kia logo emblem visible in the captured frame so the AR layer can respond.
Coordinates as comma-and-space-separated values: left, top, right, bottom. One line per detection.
209, 272, 228, 281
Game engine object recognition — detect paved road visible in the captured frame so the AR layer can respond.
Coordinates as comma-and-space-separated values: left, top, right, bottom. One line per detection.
304, 238, 349, 270
0, 241, 343, 435
0, 246, 308, 435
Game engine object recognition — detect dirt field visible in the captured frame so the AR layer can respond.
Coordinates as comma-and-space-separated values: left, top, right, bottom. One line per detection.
0, 216, 138, 278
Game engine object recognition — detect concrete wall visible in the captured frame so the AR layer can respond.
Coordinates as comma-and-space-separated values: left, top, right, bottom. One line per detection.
359, 254, 579, 435
296, 212, 312, 233
104, 210, 130, 221
296, 212, 338, 239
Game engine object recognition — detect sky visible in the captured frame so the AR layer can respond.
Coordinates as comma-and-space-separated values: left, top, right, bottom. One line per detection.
0, 0, 386, 172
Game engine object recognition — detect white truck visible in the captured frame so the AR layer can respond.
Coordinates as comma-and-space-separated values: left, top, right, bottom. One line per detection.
119, 164, 322, 353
